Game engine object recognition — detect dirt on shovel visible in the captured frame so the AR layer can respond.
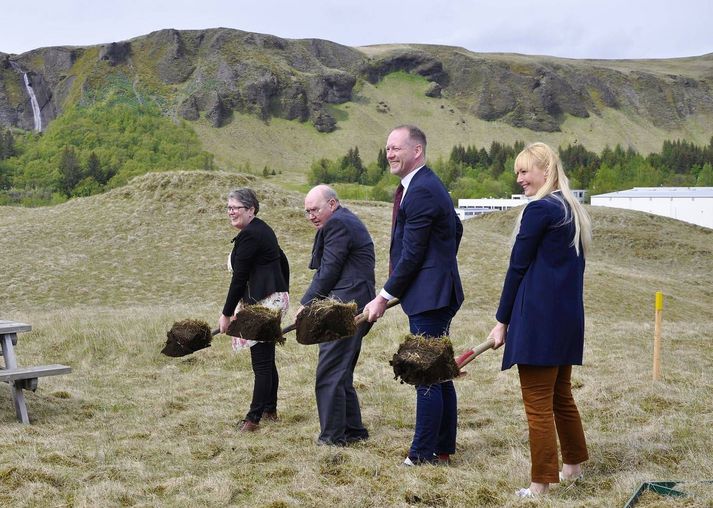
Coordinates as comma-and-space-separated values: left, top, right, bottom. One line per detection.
295, 299, 358, 345
228, 305, 284, 344
161, 319, 214, 357
390, 334, 461, 385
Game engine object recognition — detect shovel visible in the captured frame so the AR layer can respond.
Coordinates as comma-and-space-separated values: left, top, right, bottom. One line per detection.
284, 297, 401, 345
455, 337, 496, 369
390, 336, 495, 385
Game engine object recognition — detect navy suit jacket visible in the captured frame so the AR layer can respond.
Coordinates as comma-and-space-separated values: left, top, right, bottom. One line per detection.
301, 206, 376, 311
384, 166, 464, 316
496, 192, 586, 369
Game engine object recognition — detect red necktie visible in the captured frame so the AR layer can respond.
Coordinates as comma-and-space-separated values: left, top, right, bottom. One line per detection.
389, 184, 404, 276
391, 183, 404, 230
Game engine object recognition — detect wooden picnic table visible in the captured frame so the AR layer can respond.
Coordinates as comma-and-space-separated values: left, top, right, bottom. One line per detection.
0, 320, 71, 423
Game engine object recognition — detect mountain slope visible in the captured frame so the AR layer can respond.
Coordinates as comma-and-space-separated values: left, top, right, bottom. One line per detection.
1, 27, 712, 173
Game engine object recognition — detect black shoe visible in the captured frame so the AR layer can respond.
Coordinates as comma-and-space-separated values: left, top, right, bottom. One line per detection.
345, 433, 369, 444
316, 437, 346, 447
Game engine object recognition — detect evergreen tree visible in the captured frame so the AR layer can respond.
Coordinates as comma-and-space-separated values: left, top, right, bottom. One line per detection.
697, 163, 713, 186
58, 146, 83, 195
376, 147, 388, 171
0, 129, 14, 160
559, 144, 599, 188
86, 151, 105, 184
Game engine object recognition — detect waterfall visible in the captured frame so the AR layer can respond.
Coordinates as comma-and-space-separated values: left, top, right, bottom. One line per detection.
23, 74, 43, 132
9, 61, 43, 132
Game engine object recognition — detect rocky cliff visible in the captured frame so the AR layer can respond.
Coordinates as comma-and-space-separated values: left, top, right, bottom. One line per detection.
1, 27, 712, 136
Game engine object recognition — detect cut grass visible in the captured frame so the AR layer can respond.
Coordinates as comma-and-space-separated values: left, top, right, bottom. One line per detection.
1, 171, 712, 507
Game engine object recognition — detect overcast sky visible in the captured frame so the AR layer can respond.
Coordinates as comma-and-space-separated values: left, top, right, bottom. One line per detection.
1, 0, 711, 60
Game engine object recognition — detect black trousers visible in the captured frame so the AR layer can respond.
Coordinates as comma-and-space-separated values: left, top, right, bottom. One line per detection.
245, 341, 278, 422
315, 322, 371, 444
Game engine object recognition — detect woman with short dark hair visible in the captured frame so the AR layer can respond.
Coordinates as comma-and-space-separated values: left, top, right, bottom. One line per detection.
219, 188, 289, 432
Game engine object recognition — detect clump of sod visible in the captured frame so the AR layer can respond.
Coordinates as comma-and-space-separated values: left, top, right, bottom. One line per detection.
227, 305, 284, 344
296, 299, 358, 345
390, 334, 460, 385
161, 319, 213, 357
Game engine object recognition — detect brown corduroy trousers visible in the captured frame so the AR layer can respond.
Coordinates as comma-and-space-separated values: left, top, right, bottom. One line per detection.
517, 364, 589, 484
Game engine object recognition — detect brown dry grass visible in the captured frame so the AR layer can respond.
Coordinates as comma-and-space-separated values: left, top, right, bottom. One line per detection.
1, 171, 712, 507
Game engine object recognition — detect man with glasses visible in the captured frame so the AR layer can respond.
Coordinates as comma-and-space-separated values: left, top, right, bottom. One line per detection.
299, 184, 376, 446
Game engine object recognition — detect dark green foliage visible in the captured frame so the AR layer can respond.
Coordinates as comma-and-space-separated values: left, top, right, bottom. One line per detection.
58, 146, 82, 194
0, 129, 16, 160
308, 146, 367, 185
1, 101, 215, 204
697, 163, 713, 186
376, 147, 388, 172
305, 137, 712, 204
560, 144, 600, 188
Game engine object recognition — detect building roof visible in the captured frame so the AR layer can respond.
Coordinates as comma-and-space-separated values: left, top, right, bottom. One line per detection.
591, 187, 713, 199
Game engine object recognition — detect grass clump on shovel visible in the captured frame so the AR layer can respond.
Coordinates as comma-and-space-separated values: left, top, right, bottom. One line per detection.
228, 305, 284, 344
295, 299, 358, 345
161, 319, 214, 357
390, 334, 461, 385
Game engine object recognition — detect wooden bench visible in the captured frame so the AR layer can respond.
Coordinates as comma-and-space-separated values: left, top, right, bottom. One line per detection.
1, 320, 72, 423
0, 365, 73, 390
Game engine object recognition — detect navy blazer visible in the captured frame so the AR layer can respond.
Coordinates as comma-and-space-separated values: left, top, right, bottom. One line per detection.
385, 166, 464, 316
301, 206, 376, 311
496, 193, 586, 369
222, 217, 289, 316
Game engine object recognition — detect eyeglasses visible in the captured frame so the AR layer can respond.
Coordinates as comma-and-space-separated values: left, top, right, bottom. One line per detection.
304, 206, 322, 218
227, 205, 249, 213
304, 200, 334, 218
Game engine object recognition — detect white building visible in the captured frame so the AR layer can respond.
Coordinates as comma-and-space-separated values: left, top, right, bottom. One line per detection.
590, 187, 713, 229
456, 195, 527, 220
456, 190, 586, 221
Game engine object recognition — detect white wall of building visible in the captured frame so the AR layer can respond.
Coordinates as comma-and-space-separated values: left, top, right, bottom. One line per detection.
456, 191, 585, 221
590, 187, 713, 229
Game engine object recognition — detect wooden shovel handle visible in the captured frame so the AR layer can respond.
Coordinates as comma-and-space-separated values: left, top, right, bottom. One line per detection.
456, 338, 496, 368
277, 297, 401, 335
354, 298, 401, 326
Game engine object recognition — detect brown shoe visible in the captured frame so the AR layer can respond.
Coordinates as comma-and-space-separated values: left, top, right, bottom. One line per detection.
436, 453, 451, 465
262, 411, 279, 422
238, 419, 259, 432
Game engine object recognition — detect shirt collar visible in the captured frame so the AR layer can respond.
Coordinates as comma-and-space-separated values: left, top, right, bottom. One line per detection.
400, 164, 425, 200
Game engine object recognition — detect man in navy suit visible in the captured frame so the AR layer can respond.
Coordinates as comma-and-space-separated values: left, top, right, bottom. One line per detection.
300, 185, 376, 446
364, 125, 464, 465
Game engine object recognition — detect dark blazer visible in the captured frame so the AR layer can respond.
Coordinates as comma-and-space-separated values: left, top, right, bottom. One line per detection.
385, 166, 464, 316
496, 192, 586, 369
222, 217, 289, 316
301, 206, 376, 311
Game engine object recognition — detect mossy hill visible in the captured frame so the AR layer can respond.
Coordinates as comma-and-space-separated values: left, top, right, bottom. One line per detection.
1, 27, 713, 172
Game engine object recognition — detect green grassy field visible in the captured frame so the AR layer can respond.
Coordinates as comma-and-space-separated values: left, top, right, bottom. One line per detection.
1, 171, 712, 507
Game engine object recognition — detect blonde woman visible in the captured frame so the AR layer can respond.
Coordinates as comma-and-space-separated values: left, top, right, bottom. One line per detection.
488, 142, 592, 498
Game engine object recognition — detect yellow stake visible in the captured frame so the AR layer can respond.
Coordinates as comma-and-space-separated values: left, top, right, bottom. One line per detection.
653, 291, 663, 380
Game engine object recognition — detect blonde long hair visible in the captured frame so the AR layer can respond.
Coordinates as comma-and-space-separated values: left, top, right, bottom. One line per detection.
512, 142, 592, 257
